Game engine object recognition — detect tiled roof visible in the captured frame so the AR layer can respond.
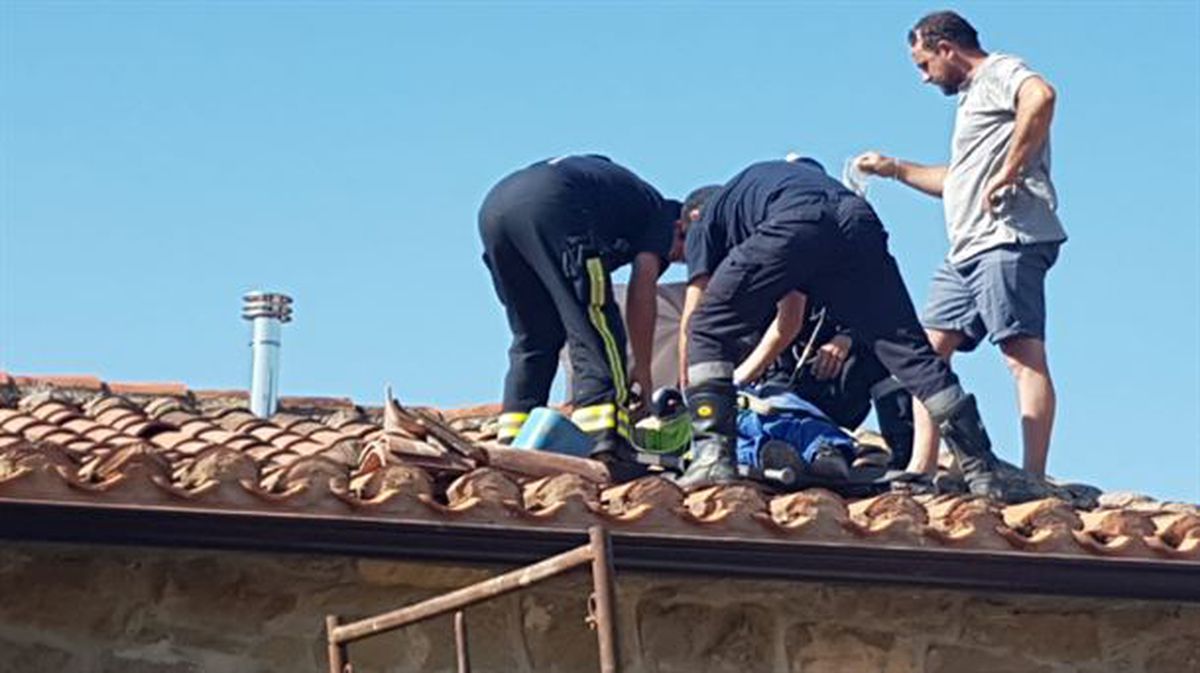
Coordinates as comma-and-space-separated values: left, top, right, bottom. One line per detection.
1, 373, 1198, 564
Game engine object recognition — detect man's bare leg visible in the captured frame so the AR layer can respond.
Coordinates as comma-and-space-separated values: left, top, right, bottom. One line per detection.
907, 328, 964, 474
999, 336, 1055, 478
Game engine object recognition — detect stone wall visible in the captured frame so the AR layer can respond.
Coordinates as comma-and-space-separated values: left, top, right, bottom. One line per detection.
0, 542, 1195, 672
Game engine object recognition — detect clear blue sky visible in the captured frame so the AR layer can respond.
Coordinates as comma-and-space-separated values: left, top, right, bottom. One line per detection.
1, 1, 1197, 502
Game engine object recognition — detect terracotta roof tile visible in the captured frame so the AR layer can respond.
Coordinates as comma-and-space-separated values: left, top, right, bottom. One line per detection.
107, 381, 188, 396
848, 493, 930, 546
683, 484, 776, 537
0, 372, 1195, 567
11, 374, 103, 391
600, 476, 688, 533
769, 489, 854, 541
924, 495, 1013, 551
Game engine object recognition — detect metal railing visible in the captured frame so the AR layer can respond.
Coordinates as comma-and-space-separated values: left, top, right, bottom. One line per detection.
325, 526, 619, 673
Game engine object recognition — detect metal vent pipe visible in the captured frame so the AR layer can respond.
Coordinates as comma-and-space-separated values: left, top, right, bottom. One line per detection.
241, 291, 293, 418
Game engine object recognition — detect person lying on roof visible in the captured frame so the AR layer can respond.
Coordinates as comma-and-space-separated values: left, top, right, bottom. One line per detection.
732, 293, 915, 473
478, 154, 686, 480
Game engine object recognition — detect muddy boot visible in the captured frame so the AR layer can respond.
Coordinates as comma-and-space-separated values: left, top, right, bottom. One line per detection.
675, 379, 738, 489
933, 393, 1008, 501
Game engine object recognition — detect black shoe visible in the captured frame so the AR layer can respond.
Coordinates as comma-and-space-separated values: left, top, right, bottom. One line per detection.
890, 471, 937, 496
808, 444, 851, 481
675, 379, 739, 489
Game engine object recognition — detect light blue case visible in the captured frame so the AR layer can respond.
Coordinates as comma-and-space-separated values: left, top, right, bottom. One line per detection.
511, 407, 595, 458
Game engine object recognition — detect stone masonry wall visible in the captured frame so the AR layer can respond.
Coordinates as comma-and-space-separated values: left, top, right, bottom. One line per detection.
0, 542, 1196, 673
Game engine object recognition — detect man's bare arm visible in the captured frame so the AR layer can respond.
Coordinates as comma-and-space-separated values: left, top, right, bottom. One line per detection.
857, 152, 947, 198
981, 76, 1056, 210
677, 275, 709, 388
625, 252, 661, 398
734, 291, 807, 386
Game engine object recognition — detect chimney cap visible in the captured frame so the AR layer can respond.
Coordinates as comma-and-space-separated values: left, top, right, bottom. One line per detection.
242, 291, 294, 323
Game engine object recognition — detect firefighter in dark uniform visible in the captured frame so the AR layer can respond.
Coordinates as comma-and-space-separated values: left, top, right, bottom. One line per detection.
479, 155, 685, 472
677, 158, 1013, 500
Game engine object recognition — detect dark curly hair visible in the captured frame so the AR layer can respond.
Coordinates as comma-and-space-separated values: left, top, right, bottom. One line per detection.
682, 185, 722, 219
908, 11, 981, 51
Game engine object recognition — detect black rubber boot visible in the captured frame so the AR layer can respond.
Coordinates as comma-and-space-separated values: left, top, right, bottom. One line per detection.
675, 379, 739, 489
874, 388, 914, 470
590, 430, 647, 483
934, 393, 1007, 501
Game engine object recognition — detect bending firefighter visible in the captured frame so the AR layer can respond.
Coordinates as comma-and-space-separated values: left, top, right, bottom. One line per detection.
677, 159, 1017, 501
479, 154, 685, 477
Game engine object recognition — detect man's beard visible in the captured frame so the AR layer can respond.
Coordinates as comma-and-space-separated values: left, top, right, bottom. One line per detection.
938, 67, 968, 96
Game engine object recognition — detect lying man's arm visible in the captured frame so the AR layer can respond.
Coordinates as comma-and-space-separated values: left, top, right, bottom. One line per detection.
733, 291, 807, 386
625, 252, 662, 401
677, 275, 709, 388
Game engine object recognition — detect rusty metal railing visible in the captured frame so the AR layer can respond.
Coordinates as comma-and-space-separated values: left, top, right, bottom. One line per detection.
325, 526, 619, 673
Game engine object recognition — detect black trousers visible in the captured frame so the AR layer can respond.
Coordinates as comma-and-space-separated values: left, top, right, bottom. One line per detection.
766, 344, 887, 428
479, 165, 630, 438
688, 194, 958, 404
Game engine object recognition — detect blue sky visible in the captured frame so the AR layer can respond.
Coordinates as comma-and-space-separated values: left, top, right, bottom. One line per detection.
1, 1, 1197, 502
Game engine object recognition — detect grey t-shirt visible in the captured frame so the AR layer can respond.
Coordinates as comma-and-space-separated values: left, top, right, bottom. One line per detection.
943, 53, 1067, 264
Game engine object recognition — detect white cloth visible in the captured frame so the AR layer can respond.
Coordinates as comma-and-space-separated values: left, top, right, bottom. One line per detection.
562, 282, 685, 397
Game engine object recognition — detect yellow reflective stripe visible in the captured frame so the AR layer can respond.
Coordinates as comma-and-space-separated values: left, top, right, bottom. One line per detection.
572, 404, 616, 430
585, 257, 628, 406
616, 409, 632, 440
497, 412, 529, 440
571, 404, 632, 439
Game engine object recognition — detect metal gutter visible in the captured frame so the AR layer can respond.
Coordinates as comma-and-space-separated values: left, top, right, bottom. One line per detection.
1, 499, 1197, 603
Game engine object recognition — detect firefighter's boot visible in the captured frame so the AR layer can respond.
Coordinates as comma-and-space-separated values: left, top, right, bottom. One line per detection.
932, 393, 1008, 501
675, 379, 739, 489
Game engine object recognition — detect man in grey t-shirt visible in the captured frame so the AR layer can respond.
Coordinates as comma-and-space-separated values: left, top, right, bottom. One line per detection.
857, 11, 1066, 485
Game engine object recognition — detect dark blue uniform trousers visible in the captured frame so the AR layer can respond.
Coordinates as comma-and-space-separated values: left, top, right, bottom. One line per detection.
688, 195, 959, 406
479, 167, 631, 442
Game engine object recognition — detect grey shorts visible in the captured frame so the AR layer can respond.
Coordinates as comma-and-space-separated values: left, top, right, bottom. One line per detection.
922, 242, 1060, 352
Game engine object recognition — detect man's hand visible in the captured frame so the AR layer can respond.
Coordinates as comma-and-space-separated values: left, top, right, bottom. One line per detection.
984, 76, 1055, 218
733, 360, 764, 388
629, 364, 653, 413
811, 335, 852, 381
854, 151, 947, 198
855, 151, 897, 178
981, 165, 1021, 217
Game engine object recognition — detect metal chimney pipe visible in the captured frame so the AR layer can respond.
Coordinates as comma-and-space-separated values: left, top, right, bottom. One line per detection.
241, 291, 293, 418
